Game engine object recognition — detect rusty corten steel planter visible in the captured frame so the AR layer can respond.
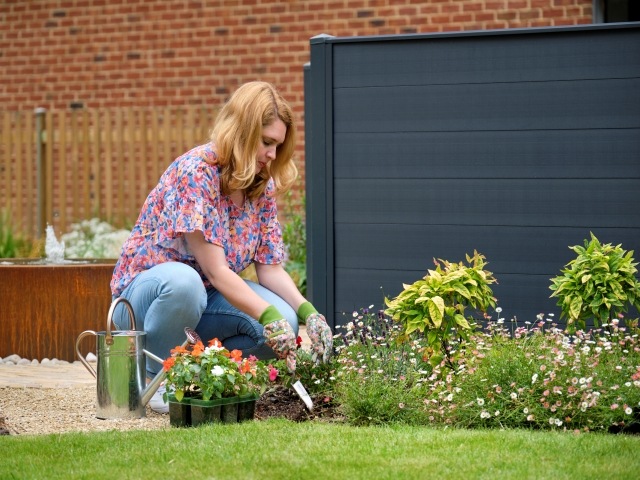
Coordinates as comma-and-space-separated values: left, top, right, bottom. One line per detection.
0, 259, 116, 362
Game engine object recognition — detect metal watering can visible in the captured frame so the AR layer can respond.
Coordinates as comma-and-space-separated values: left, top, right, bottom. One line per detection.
75, 297, 170, 420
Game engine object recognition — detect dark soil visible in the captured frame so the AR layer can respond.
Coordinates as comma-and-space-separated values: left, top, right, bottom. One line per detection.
0, 415, 9, 435
255, 385, 343, 423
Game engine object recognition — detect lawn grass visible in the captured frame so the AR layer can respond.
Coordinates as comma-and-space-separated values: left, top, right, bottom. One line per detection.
1, 420, 639, 479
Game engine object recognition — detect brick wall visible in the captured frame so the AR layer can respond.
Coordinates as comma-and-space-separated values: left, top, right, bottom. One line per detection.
1, 0, 593, 175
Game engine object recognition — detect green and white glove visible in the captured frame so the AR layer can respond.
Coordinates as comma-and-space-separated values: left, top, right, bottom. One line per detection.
298, 302, 333, 364
260, 306, 297, 372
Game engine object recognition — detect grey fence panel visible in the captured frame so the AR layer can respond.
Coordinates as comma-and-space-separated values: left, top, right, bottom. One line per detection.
334, 178, 640, 227
332, 26, 640, 87
333, 129, 640, 179
333, 79, 640, 133
334, 224, 640, 275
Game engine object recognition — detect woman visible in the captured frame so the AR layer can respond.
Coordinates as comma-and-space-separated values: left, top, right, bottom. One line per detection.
110, 81, 332, 411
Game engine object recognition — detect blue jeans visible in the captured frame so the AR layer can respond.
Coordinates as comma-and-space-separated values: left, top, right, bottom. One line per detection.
112, 262, 298, 376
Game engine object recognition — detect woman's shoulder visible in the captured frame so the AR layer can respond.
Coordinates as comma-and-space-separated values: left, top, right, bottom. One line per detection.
175, 143, 217, 167
169, 143, 219, 177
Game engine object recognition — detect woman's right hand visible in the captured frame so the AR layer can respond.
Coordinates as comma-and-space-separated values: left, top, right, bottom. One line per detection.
263, 318, 297, 372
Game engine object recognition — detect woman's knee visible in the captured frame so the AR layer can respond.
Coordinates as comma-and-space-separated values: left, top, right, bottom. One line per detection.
116, 262, 206, 329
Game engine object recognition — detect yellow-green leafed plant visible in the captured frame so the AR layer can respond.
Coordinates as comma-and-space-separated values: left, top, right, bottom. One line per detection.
384, 251, 497, 367
549, 233, 640, 332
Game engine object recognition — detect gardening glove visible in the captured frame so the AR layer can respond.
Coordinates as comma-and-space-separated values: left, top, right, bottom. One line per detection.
260, 306, 297, 373
297, 302, 333, 364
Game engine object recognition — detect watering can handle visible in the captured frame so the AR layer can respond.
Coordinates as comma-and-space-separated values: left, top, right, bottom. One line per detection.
105, 297, 136, 345
75, 330, 97, 378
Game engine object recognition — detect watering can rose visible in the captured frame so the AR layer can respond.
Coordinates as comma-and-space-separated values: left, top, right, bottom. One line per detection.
163, 337, 278, 402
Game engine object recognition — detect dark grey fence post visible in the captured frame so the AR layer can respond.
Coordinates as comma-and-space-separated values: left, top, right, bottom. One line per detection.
307, 34, 335, 325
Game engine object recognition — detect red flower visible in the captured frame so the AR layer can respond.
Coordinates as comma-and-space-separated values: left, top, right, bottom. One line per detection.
240, 359, 252, 374
191, 341, 205, 357
170, 345, 188, 355
230, 349, 243, 362
268, 365, 278, 382
162, 357, 175, 372
296, 336, 303, 348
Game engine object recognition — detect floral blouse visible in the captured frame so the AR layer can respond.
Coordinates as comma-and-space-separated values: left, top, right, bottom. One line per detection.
110, 143, 284, 297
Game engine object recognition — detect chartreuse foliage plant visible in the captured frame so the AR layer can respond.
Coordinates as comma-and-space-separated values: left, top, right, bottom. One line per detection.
384, 251, 496, 367
549, 233, 640, 332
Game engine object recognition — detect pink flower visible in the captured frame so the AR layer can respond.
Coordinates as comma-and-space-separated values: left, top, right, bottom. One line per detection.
268, 365, 278, 382
611, 403, 619, 410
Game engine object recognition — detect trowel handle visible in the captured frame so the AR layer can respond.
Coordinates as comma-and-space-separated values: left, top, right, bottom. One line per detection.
75, 330, 97, 378
106, 297, 136, 345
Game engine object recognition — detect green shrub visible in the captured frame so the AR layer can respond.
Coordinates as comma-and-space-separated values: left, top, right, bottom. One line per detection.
550, 233, 640, 332
384, 251, 497, 367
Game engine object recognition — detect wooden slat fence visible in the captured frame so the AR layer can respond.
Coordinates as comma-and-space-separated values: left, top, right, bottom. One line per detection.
0, 106, 218, 238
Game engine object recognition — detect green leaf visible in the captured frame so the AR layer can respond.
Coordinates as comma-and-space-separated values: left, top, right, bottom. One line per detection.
569, 296, 582, 320
428, 296, 445, 328
454, 314, 471, 330
428, 354, 444, 368
175, 389, 184, 402
453, 283, 471, 300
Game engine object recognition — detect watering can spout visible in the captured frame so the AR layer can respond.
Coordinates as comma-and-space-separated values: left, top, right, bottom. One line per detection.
141, 350, 168, 407
141, 328, 201, 407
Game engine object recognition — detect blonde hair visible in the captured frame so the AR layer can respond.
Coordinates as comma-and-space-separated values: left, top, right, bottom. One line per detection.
209, 81, 298, 200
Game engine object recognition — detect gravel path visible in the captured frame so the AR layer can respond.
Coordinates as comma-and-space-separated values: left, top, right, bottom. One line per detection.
0, 386, 169, 436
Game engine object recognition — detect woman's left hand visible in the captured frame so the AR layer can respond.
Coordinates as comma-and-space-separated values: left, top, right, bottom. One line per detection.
305, 313, 333, 364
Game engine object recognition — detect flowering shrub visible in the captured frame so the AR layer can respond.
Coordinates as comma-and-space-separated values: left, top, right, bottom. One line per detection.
163, 338, 277, 402
438, 313, 640, 433
61, 218, 130, 259
317, 306, 640, 432
331, 306, 435, 425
